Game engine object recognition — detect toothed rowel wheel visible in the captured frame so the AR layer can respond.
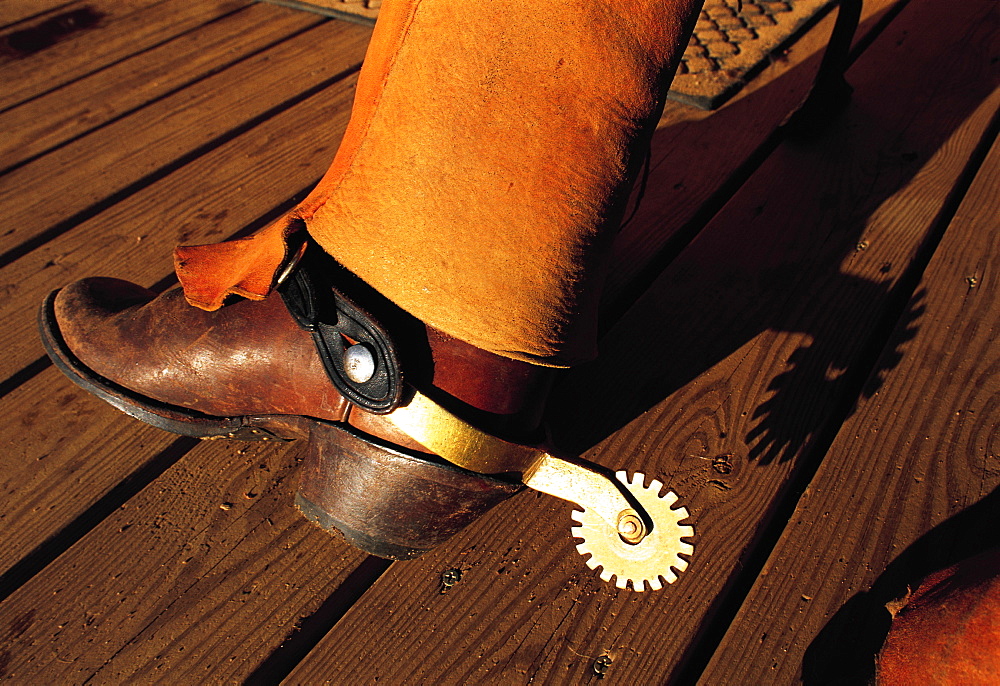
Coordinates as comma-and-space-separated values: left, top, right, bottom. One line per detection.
572, 471, 694, 591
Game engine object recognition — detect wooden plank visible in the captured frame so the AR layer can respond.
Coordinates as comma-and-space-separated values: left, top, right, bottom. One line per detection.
699, 134, 1000, 684
0, 1, 76, 29
601, 0, 903, 310
0, 3, 322, 171
283, 0, 1000, 682
0, 72, 362, 572
0, 0, 245, 111
0, 437, 368, 682
0, 369, 178, 578
0, 17, 371, 264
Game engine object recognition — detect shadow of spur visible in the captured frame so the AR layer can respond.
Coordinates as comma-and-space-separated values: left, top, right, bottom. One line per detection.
800, 484, 1000, 685
544, 0, 995, 471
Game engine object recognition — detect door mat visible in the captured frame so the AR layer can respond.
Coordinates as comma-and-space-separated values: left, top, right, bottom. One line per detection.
670, 0, 838, 109
257, 0, 836, 109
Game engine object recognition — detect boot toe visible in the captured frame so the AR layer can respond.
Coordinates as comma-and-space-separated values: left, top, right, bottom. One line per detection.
53, 277, 155, 343
47, 277, 157, 384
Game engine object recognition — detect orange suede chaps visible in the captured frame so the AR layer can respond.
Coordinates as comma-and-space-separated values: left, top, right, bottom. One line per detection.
174, 0, 703, 366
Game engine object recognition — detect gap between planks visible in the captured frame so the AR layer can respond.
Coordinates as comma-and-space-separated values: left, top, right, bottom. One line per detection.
0, 0, 78, 30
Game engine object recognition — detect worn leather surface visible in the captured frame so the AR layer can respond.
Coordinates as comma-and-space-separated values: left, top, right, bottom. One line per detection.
876, 547, 1000, 684
53, 277, 352, 421
48, 276, 528, 556
51, 271, 550, 443
173, 0, 703, 366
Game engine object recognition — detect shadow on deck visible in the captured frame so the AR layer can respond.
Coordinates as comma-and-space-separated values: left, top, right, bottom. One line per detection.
0, 0, 997, 683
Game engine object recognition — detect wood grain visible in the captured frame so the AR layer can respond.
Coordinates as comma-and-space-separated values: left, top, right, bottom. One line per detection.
0, 438, 367, 682
0, 17, 370, 261
284, 0, 1000, 682
699, 134, 1000, 684
0, 0, 245, 112
0, 368, 178, 578
0, 3, 322, 171
0, 69, 360, 385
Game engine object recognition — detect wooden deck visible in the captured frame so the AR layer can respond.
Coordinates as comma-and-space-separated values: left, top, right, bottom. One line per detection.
0, 0, 997, 682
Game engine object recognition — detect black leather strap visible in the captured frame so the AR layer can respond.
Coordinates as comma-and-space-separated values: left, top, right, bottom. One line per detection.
279, 251, 403, 414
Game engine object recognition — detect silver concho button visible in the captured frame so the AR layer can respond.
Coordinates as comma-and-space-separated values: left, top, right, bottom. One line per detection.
344, 343, 376, 383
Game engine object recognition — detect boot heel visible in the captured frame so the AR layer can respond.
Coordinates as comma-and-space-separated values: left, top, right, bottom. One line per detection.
296, 422, 522, 560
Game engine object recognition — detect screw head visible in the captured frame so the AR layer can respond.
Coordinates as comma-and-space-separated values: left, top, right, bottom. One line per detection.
594, 655, 613, 677
344, 344, 376, 383
617, 510, 646, 545
441, 568, 462, 591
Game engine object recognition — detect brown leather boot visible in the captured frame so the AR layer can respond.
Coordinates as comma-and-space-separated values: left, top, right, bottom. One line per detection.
41, 0, 706, 561
40, 240, 535, 559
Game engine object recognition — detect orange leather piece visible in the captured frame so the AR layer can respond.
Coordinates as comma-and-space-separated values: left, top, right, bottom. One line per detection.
174, 214, 302, 311
876, 548, 1000, 685
174, 0, 702, 365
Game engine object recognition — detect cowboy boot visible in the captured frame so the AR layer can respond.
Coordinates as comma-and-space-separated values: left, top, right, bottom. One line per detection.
40, 239, 536, 559
41, 0, 704, 566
